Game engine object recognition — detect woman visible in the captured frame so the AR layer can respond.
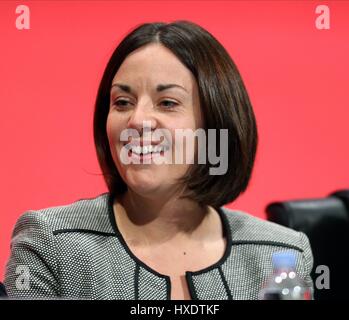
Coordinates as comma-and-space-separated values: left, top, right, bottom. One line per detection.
4, 21, 313, 300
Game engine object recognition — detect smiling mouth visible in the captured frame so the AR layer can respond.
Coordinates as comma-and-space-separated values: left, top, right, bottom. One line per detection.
125, 144, 169, 155
123, 143, 171, 161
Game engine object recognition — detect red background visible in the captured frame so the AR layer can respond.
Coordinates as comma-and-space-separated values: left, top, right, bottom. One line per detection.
1, 1, 348, 280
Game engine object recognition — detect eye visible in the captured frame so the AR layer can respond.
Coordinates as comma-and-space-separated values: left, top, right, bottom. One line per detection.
113, 99, 132, 108
160, 100, 178, 108
112, 99, 178, 109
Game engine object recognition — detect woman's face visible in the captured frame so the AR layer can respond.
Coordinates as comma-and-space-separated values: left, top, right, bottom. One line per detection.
107, 43, 203, 198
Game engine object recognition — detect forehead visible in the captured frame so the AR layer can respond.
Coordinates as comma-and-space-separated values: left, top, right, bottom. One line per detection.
111, 44, 197, 90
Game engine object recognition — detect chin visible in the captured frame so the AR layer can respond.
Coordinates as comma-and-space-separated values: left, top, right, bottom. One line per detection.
123, 168, 162, 195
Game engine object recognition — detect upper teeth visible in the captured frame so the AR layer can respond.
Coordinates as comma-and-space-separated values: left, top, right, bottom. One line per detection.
127, 145, 168, 155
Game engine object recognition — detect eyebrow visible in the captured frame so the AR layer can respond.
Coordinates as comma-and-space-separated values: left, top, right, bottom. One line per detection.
111, 83, 188, 94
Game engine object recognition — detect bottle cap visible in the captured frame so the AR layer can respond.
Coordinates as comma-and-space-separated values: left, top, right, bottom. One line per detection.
272, 251, 296, 270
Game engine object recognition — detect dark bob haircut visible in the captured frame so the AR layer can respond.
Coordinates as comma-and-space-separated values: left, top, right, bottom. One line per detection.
94, 20, 258, 209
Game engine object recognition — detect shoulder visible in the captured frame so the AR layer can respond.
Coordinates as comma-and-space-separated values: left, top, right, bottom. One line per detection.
220, 207, 314, 288
12, 193, 114, 237
220, 207, 309, 253
5, 194, 114, 298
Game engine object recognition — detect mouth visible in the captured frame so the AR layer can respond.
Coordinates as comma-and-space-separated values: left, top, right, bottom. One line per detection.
123, 142, 171, 162
125, 143, 169, 154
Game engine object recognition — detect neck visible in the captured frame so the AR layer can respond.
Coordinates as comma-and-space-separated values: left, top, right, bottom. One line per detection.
113, 189, 219, 247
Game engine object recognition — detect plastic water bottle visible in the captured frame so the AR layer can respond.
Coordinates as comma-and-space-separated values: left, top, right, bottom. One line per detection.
259, 251, 313, 300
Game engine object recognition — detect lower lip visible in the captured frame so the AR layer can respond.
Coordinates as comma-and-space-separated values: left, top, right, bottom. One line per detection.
128, 150, 165, 163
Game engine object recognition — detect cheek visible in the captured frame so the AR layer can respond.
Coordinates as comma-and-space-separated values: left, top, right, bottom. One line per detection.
106, 117, 112, 142
106, 114, 126, 174
106, 114, 121, 146
166, 127, 197, 166
106, 114, 126, 167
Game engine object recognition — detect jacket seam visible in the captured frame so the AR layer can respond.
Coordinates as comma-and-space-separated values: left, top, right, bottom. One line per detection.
52, 229, 117, 237
218, 266, 233, 300
135, 264, 139, 300
52, 227, 62, 297
185, 273, 198, 300
230, 240, 304, 252
39, 213, 61, 296
166, 276, 171, 300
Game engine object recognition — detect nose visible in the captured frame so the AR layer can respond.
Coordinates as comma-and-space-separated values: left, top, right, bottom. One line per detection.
127, 100, 157, 134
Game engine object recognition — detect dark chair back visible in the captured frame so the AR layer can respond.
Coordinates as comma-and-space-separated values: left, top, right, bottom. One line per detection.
0, 282, 7, 297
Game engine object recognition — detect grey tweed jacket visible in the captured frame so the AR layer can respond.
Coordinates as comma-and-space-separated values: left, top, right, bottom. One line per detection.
4, 193, 313, 300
